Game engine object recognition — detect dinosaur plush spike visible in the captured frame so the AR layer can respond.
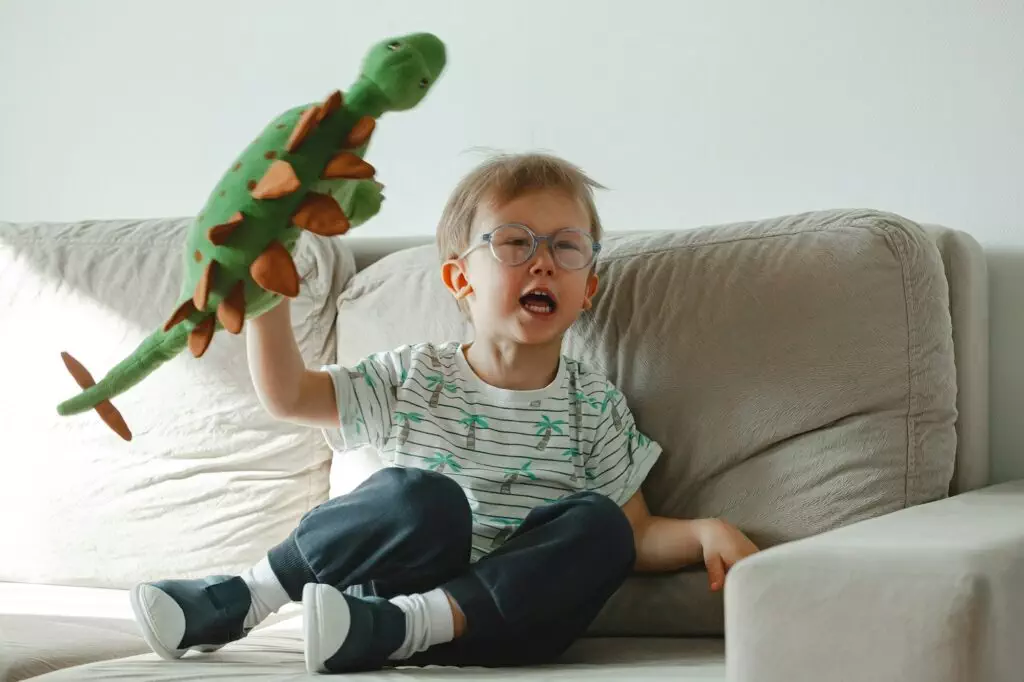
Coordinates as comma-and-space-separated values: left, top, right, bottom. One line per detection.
188, 317, 216, 358
56, 31, 447, 440
324, 152, 376, 180
345, 116, 376, 148
251, 160, 301, 200
207, 212, 243, 245
62, 351, 135, 440
217, 282, 247, 334
250, 242, 299, 297
163, 299, 197, 332
286, 107, 321, 152
194, 261, 217, 311
293, 192, 351, 236
319, 90, 343, 120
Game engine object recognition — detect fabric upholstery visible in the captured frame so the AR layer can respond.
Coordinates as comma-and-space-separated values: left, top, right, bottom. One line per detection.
331, 209, 960, 636
726, 479, 1024, 682
0, 218, 353, 588
921, 225, 990, 493
22, 625, 726, 681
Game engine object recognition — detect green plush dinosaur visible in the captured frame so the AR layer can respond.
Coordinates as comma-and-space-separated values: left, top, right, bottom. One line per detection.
56, 32, 446, 441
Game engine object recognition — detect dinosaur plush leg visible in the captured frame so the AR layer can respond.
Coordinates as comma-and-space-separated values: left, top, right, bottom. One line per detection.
293, 192, 351, 236
250, 242, 299, 297
60, 352, 132, 441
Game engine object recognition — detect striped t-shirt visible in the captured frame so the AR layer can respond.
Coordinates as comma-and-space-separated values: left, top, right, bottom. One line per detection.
322, 341, 661, 562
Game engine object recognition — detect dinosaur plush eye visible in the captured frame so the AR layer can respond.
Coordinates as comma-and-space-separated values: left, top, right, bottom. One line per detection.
419, 78, 429, 88
388, 41, 401, 51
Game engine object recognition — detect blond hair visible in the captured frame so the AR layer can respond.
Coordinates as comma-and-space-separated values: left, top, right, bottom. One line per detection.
436, 152, 605, 263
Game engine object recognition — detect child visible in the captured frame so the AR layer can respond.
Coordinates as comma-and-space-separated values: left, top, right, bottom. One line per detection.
131, 153, 759, 674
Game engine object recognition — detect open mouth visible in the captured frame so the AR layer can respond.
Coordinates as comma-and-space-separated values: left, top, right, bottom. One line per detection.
519, 289, 557, 315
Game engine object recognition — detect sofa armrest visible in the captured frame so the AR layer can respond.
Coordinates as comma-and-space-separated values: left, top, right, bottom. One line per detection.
725, 480, 1024, 682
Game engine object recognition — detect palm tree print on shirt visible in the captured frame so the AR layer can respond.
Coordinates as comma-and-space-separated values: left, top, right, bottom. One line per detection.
501, 461, 537, 494
601, 389, 623, 429
534, 416, 566, 451
426, 374, 458, 407
394, 411, 423, 445
458, 408, 489, 449
348, 362, 374, 388
573, 391, 599, 410
426, 451, 461, 473
392, 367, 408, 401
626, 428, 651, 465
562, 446, 586, 483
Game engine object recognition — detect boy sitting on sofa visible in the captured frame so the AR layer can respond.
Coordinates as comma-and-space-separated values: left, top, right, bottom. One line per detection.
131, 152, 760, 674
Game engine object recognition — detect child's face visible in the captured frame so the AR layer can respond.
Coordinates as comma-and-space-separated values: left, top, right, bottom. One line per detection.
443, 189, 599, 347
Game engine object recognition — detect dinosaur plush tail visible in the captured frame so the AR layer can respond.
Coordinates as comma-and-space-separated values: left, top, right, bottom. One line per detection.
56, 323, 190, 440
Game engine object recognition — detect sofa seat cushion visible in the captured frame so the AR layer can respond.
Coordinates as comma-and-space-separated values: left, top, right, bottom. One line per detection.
23, 619, 725, 681
0, 582, 144, 681
0, 218, 353, 588
330, 209, 959, 636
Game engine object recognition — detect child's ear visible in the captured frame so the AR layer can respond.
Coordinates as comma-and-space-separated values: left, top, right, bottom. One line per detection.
582, 272, 599, 310
441, 259, 474, 300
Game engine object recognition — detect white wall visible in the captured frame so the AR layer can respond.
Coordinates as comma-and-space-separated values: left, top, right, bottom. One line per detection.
2, 0, 1022, 481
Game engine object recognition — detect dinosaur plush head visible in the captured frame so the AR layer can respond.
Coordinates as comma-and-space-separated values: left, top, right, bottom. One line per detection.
362, 32, 446, 111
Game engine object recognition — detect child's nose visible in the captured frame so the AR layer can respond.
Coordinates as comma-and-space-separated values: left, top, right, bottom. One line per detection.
529, 243, 556, 275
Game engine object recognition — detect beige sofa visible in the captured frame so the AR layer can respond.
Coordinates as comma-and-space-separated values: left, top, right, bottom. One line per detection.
1, 208, 1021, 681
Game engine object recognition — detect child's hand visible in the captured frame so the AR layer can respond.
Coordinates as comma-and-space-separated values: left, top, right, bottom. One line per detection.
697, 518, 759, 592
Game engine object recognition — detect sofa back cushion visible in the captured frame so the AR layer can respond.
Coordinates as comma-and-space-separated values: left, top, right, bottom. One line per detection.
0, 218, 351, 588
331, 209, 958, 635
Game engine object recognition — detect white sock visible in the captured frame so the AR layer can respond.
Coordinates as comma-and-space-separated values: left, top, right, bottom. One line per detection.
240, 556, 291, 630
387, 588, 455, 660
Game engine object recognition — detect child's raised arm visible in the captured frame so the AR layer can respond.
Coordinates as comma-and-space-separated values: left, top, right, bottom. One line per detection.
246, 299, 339, 428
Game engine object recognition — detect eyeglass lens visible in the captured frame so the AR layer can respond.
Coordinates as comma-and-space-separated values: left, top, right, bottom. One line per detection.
489, 224, 594, 269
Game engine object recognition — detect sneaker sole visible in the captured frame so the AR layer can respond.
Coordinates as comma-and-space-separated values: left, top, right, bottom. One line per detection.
129, 585, 226, 660
130, 584, 186, 660
302, 583, 351, 675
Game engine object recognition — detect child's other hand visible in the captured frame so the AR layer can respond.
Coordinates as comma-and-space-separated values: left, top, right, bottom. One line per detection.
697, 518, 759, 592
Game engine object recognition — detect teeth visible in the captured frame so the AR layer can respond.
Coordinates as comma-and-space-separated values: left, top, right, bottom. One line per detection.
520, 288, 555, 314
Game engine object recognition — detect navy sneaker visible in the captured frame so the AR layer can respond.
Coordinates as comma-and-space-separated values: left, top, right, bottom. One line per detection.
302, 583, 406, 674
130, 575, 252, 660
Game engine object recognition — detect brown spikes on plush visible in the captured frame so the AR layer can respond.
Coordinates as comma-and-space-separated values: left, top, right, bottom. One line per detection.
345, 116, 376, 149
163, 298, 196, 332
251, 160, 301, 200
250, 241, 299, 298
61, 351, 95, 390
292, 192, 351, 236
318, 90, 342, 121
189, 316, 216, 358
207, 212, 243, 245
323, 152, 375, 180
286, 106, 320, 153
194, 260, 217, 311
60, 352, 133, 441
217, 281, 246, 334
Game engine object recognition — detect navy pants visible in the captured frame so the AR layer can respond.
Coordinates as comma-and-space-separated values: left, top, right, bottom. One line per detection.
267, 467, 636, 667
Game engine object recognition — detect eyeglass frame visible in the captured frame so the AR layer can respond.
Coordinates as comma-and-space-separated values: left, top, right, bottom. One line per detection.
456, 223, 602, 270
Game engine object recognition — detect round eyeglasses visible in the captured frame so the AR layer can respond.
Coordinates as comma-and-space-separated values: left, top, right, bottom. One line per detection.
458, 223, 601, 270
